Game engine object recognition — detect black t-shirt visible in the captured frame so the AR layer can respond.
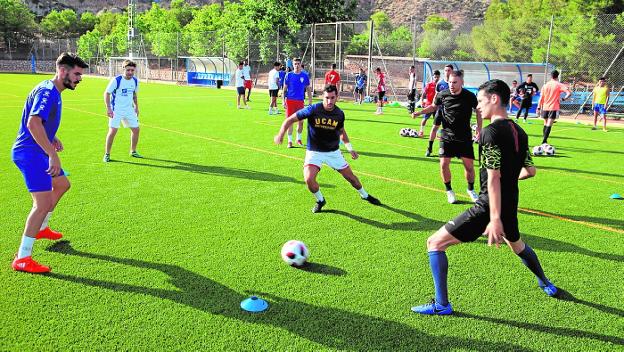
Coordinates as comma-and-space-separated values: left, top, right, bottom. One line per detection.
296, 103, 345, 152
434, 88, 478, 142
478, 119, 533, 212
517, 82, 539, 101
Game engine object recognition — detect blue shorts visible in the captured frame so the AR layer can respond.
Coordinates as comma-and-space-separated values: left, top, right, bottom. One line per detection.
12, 151, 65, 192
237, 87, 245, 95
594, 104, 607, 115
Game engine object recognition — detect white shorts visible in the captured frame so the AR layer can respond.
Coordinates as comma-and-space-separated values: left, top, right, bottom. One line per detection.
109, 111, 139, 128
304, 149, 349, 170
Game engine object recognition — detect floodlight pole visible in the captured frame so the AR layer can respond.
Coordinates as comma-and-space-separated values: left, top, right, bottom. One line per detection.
127, 0, 136, 58
366, 20, 374, 98
543, 15, 554, 84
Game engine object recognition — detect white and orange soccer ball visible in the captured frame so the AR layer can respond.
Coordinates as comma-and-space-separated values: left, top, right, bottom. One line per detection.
281, 240, 309, 267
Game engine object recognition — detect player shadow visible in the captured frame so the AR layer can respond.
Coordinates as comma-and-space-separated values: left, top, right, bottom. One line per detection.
520, 209, 624, 231
453, 310, 624, 346
44, 241, 528, 351
521, 233, 624, 263
557, 288, 624, 318
525, 133, 600, 143
297, 262, 346, 276
557, 145, 624, 156
539, 164, 624, 179
111, 157, 334, 188
349, 118, 414, 127
322, 204, 445, 231
357, 151, 438, 163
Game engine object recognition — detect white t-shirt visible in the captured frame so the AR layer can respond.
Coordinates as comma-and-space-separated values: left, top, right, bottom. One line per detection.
235, 69, 245, 87
106, 75, 138, 113
409, 72, 417, 90
242, 65, 251, 80
268, 69, 279, 90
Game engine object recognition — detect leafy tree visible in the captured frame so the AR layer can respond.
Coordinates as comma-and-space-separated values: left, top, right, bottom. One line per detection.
138, 3, 182, 57
183, 4, 223, 56
282, 0, 357, 25
0, 0, 37, 47
41, 9, 80, 37
79, 12, 98, 34
77, 28, 102, 58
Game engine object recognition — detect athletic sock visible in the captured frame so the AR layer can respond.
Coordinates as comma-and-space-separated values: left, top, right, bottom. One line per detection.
444, 181, 452, 191
17, 235, 36, 259
428, 251, 449, 306
542, 126, 552, 144
40, 212, 52, 230
467, 182, 474, 191
357, 187, 369, 199
517, 244, 548, 287
428, 141, 434, 151
313, 190, 324, 202
287, 134, 293, 143
296, 133, 302, 141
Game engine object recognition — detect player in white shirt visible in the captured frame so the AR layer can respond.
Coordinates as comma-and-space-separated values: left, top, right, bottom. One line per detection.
242, 59, 253, 101
235, 61, 249, 109
103, 60, 142, 162
267, 61, 281, 115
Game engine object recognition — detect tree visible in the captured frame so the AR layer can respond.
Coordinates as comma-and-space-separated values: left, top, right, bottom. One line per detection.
41, 9, 80, 37
282, 0, 357, 25
0, 0, 37, 47
183, 4, 223, 56
138, 3, 182, 57
417, 15, 455, 59
79, 12, 98, 34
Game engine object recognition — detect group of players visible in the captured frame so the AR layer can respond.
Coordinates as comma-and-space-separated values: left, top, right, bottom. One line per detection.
14, 52, 600, 317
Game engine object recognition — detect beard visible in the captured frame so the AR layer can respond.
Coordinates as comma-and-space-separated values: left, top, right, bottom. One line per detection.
62, 73, 76, 90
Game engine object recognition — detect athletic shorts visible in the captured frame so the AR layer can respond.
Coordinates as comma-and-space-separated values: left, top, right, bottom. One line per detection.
110, 111, 139, 129
593, 104, 607, 115
422, 112, 432, 120
244, 80, 253, 89
12, 151, 65, 193
541, 110, 560, 120
268, 89, 279, 97
378, 91, 385, 100
355, 87, 364, 94
304, 149, 349, 170
445, 203, 520, 243
286, 99, 305, 117
407, 89, 417, 101
439, 140, 475, 159
520, 98, 532, 108
236, 86, 245, 95
434, 108, 444, 126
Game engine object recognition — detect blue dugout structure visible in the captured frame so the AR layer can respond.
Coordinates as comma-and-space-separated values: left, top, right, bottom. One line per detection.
183, 57, 238, 87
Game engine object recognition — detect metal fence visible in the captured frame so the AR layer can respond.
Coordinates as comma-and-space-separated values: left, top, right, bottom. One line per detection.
2, 14, 623, 117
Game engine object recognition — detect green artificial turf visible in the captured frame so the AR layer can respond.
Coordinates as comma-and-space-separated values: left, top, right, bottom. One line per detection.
0, 73, 623, 351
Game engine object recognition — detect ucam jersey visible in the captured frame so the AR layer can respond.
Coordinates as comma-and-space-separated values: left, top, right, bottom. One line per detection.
13, 80, 62, 155
106, 75, 138, 113
284, 72, 310, 100
296, 103, 345, 152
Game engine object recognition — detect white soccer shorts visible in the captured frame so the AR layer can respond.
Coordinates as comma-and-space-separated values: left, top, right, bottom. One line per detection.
304, 149, 349, 170
109, 110, 139, 128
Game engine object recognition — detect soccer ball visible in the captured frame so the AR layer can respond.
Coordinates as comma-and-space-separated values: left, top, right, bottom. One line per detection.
281, 240, 309, 267
408, 129, 418, 138
400, 128, 409, 137
543, 144, 556, 156
532, 145, 544, 156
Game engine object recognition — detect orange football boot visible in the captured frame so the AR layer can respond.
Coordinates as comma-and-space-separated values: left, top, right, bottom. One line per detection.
12, 256, 51, 273
35, 227, 63, 240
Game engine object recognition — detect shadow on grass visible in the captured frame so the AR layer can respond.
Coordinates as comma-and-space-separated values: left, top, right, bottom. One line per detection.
323, 204, 445, 231
348, 118, 413, 127
520, 209, 624, 232
539, 164, 624, 179
111, 157, 335, 188
298, 262, 346, 276
557, 288, 624, 319
45, 241, 527, 351
454, 310, 624, 346
522, 233, 624, 263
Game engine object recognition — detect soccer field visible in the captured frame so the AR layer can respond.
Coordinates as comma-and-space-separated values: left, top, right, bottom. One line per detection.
1, 73, 623, 351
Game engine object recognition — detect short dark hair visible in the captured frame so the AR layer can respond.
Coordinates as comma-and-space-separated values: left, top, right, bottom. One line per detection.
433, 70, 441, 76
444, 64, 454, 70
274, 61, 281, 67
449, 70, 463, 79
294, 58, 302, 63
512, 80, 518, 84
527, 74, 533, 78
323, 84, 338, 94
331, 63, 336, 69
478, 79, 511, 106
599, 76, 607, 81
375, 67, 381, 72
122, 59, 136, 68
238, 61, 244, 66
551, 70, 560, 79
410, 65, 415, 69
56, 52, 88, 69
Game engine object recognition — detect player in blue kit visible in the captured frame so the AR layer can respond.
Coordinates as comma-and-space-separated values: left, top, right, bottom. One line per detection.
275, 85, 381, 213
11, 52, 88, 273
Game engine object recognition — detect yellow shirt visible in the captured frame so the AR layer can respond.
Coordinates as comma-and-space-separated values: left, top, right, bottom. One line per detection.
593, 86, 608, 105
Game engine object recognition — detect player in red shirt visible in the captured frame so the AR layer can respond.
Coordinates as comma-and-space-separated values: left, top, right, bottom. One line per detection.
417, 70, 440, 136
375, 67, 386, 115
324, 63, 341, 86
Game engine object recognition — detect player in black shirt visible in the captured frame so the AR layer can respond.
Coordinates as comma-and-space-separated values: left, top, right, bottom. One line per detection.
516, 74, 539, 123
412, 70, 481, 204
411, 79, 558, 316
275, 85, 381, 213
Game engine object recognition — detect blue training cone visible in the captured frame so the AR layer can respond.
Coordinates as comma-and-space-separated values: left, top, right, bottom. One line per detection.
610, 193, 623, 200
241, 296, 269, 313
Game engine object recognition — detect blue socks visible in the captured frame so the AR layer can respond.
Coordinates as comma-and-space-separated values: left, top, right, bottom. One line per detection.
517, 244, 548, 286
428, 251, 449, 306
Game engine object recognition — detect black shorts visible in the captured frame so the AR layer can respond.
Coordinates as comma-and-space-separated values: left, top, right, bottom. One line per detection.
541, 110, 560, 120
268, 89, 278, 97
520, 98, 532, 108
355, 87, 364, 94
407, 89, 417, 101
378, 91, 385, 100
237, 87, 245, 95
434, 108, 443, 126
439, 140, 475, 159
445, 203, 520, 243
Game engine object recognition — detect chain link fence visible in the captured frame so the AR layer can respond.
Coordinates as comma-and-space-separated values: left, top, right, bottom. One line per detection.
2, 14, 622, 117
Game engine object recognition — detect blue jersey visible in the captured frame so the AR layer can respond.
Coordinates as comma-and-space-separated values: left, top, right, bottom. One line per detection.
284, 72, 310, 101
278, 70, 286, 88
356, 74, 367, 89
436, 79, 449, 92
296, 103, 345, 152
12, 80, 62, 155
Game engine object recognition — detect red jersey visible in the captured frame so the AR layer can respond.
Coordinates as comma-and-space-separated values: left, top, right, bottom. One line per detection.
377, 73, 386, 92
324, 70, 341, 85
423, 81, 437, 106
